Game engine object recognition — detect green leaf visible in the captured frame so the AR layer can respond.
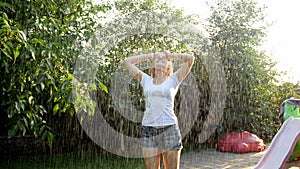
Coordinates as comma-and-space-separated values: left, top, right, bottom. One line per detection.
38, 105, 47, 116
15, 101, 20, 112
53, 103, 59, 115
17, 120, 26, 136
26, 44, 36, 60
39, 125, 45, 136
0, 2, 15, 12
41, 130, 47, 140
23, 116, 28, 127
32, 38, 45, 46
13, 48, 20, 58
28, 96, 34, 104
3, 60, 9, 73
8, 124, 18, 138
18, 30, 27, 42
99, 82, 108, 93
89, 83, 97, 90
0, 48, 12, 60
47, 131, 54, 147
40, 82, 45, 91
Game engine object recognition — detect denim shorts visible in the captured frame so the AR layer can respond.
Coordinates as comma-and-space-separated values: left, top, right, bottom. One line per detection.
140, 124, 183, 150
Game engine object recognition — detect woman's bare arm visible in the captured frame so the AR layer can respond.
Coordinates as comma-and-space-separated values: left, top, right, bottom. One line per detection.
124, 53, 154, 82
167, 52, 195, 82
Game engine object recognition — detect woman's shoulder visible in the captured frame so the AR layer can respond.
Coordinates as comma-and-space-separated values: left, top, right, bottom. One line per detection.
141, 73, 152, 84
169, 73, 180, 84
142, 72, 151, 79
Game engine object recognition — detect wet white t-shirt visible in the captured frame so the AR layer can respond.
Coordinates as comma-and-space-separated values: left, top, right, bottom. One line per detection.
141, 73, 180, 126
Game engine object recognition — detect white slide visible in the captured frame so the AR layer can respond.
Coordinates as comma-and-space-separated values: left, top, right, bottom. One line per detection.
254, 117, 300, 169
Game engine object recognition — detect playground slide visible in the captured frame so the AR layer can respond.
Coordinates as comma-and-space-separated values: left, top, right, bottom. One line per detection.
254, 117, 300, 169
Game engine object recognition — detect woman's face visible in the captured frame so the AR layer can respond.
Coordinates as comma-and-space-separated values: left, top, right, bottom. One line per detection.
153, 53, 168, 72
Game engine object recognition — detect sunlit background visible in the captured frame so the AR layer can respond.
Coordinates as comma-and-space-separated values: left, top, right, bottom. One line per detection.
93, 0, 300, 83
171, 0, 300, 83
2, 0, 300, 168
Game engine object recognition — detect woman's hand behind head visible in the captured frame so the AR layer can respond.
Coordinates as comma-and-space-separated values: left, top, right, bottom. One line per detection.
163, 50, 172, 61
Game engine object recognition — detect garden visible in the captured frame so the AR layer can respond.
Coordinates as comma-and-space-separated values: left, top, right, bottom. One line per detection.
1, 0, 299, 168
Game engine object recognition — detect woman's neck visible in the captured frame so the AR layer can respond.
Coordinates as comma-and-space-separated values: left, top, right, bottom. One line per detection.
153, 73, 167, 84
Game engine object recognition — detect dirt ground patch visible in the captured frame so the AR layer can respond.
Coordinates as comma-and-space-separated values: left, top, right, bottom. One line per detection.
180, 148, 300, 169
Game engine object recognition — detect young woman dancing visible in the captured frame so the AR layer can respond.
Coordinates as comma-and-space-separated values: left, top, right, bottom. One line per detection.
124, 50, 194, 169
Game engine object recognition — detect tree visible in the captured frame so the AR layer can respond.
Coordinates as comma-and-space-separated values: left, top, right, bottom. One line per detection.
205, 0, 281, 141
73, 0, 212, 152
0, 0, 108, 146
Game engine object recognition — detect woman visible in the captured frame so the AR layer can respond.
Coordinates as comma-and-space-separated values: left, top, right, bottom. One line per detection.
124, 50, 194, 169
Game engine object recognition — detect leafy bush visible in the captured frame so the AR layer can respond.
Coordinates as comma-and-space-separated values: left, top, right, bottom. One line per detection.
0, 0, 107, 145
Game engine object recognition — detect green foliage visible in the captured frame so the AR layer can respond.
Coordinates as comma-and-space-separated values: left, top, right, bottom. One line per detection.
0, 153, 145, 169
205, 0, 283, 142
1, 0, 298, 153
0, 0, 107, 145
89, 0, 204, 139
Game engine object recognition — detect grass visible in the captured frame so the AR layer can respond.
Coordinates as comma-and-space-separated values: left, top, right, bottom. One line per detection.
0, 152, 145, 169
0, 145, 211, 169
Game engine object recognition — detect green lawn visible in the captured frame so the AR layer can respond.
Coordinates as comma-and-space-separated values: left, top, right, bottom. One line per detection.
0, 153, 145, 169
0, 145, 206, 169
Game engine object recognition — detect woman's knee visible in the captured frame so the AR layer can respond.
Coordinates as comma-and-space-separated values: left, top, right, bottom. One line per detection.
162, 150, 181, 169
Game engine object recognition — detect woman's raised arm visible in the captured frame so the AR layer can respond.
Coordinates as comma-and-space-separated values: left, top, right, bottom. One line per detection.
124, 53, 154, 82
165, 51, 195, 82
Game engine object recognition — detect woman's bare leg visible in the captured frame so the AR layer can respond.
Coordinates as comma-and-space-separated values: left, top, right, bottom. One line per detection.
143, 148, 161, 169
162, 149, 181, 169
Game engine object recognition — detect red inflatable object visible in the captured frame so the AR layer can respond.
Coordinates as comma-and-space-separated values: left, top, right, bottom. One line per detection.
216, 131, 266, 153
